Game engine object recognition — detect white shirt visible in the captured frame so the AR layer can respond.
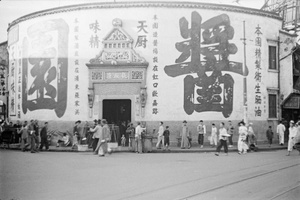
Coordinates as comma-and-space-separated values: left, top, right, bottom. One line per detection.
277, 124, 286, 134
158, 125, 164, 136
289, 126, 298, 138
211, 127, 217, 135
239, 126, 248, 140
219, 128, 228, 140
135, 125, 146, 138
90, 125, 102, 139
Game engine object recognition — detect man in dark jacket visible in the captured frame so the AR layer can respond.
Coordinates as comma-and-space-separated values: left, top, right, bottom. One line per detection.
39, 122, 49, 151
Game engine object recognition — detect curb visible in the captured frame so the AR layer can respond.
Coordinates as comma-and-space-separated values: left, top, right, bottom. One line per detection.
0, 145, 287, 153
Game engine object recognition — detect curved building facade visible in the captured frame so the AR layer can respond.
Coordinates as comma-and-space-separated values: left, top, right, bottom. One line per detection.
7, 1, 292, 141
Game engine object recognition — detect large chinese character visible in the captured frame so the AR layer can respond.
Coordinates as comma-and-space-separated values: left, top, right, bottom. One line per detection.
22, 19, 69, 118
89, 20, 101, 33
164, 11, 246, 118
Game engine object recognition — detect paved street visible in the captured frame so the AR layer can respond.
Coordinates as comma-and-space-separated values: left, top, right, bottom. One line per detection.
1, 149, 299, 200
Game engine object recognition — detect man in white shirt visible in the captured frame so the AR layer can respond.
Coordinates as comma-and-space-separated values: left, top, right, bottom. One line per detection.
156, 122, 164, 149
277, 120, 286, 145
135, 122, 146, 153
89, 120, 103, 153
287, 120, 297, 156
197, 120, 206, 148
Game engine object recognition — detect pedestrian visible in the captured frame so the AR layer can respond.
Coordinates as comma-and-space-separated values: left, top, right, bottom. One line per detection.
286, 120, 298, 156
95, 119, 111, 157
13, 120, 22, 143
89, 120, 102, 153
20, 121, 30, 152
126, 123, 135, 147
34, 120, 40, 152
28, 120, 36, 153
266, 126, 273, 147
121, 134, 126, 147
39, 122, 49, 151
56, 133, 70, 147
247, 122, 257, 147
227, 120, 234, 148
163, 126, 170, 151
134, 122, 145, 153
156, 122, 164, 149
210, 123, 218, 147
215, 122, 230, 156
181, 120, 190, 149
277, 120, 286, 146
72, 120, 81, 148
197, 120, 206, 148
238, 121, 248, 154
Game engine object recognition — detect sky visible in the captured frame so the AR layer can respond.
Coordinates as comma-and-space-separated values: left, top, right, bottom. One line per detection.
0, 0, 266, 43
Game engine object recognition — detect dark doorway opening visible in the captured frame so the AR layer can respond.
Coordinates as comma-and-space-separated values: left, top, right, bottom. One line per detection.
103, 99, 131, 125
103, 99, 131, 146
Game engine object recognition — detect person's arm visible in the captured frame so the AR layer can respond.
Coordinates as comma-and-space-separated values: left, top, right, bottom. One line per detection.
89, 126, 98, 133
204, 125, 206, 134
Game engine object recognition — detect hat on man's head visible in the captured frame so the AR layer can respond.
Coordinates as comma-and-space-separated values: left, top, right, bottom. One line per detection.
183, 120, 187, 123
75, 120, 81, 124
290, 120, 295, 124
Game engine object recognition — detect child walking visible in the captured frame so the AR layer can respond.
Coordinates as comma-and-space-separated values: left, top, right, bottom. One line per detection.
266, 126, 273, 147
121, 134, 126, 147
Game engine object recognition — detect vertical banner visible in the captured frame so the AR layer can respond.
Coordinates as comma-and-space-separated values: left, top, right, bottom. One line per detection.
9, 45, 17, 116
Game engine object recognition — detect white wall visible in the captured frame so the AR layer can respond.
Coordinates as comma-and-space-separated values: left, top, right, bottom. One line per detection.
7, 3, 282, 123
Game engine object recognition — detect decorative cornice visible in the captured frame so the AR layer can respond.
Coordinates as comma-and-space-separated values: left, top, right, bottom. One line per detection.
8, 1, 282, 32
86, 63, 148, 69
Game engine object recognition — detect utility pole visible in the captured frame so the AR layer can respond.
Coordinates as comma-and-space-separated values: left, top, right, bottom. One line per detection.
241, 21, 248, 124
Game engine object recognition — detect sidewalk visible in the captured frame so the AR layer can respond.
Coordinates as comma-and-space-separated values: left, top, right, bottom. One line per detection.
1, 142, 288, 153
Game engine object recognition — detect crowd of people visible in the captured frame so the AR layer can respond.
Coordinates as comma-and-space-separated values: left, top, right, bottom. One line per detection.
151, 119, 300, 156
1, 118, 300, 156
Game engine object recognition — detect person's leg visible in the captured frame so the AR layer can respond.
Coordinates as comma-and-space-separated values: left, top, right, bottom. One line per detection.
224, 141, 228, 154
198, 134, 201, 145
156, 136, 162, 148
39, 138, 44, 150
200, 134, 204, 148
138, 138, 143, 153
215, 140, 222, 155
214, 135, 218, 146
228, 134, 233, 147
92, 138, 99, 152
35, 136, 40, 152
30, 136, 36, 153
280, 133, 284, 145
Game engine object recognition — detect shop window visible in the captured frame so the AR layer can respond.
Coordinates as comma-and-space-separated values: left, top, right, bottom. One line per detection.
269, 46, 277, 70
268, 94, 277, 118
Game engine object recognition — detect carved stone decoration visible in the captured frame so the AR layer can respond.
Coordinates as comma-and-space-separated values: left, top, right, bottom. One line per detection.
89, 18, 147, 66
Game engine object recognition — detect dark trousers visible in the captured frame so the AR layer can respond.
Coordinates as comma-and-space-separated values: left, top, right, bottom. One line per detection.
92, 138, 99, 152
87, 132, 93, 147
216, 140, 228, 153
228, 134, 233, 145
268, 138, 273, 145
40, 137, 49, 150
29, 135, 36, 152
198, 134, 204, 145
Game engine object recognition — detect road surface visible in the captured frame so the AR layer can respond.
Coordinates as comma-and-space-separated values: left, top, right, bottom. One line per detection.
1, 149, 299, 200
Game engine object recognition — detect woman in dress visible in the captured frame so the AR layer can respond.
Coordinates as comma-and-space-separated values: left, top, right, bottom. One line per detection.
181, 120, 189, 149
